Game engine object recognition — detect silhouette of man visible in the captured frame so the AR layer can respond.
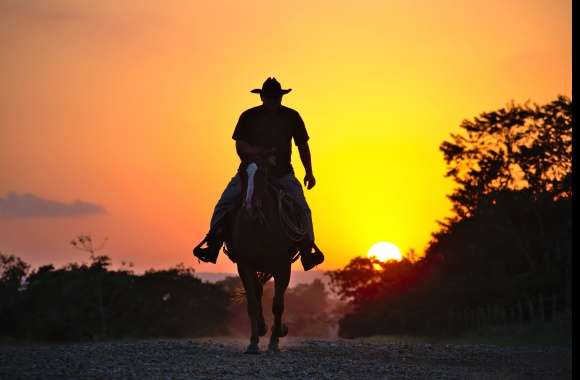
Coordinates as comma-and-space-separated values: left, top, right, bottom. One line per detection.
193, 77, 324, 270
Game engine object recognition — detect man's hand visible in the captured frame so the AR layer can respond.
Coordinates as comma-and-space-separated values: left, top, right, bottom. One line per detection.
297, 142, 315, 189
304, 172, 316, 190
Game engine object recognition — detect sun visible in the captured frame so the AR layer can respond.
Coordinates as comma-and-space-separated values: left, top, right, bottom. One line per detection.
367, 241, 402, 262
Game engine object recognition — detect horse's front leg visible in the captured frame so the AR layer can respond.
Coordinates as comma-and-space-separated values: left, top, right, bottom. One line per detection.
269, 264, 290, 352
237, 264, 261, 354
255, 279, 267, 337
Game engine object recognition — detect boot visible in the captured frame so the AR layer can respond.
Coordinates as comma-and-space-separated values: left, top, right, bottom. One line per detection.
299, 240, 325, 271
193, 230, 223, 264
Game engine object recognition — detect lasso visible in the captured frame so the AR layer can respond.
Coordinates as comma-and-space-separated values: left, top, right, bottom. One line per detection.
275, 187, 308, 244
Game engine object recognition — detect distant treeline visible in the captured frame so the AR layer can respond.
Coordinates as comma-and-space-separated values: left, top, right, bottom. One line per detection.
0, 254, 231, 341
0, 252, 339, 341
328, 95, 572, 338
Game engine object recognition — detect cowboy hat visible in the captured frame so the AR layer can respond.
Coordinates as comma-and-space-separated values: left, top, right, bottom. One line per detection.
250, 77, 292, 96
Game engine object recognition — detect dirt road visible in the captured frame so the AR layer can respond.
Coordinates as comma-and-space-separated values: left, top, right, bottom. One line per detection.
0, 337, 571, 379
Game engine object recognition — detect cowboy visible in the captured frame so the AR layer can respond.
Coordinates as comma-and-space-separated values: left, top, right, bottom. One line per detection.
193, 77, 324, 270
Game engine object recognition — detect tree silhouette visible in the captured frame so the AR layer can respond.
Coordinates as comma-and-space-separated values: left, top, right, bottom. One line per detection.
0, 252, 231, 341
439, 95, 571, 218
0, 253, 30, 337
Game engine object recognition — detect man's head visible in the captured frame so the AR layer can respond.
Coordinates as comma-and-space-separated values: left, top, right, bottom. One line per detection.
251, 77, 291, 110
260, 93, 282, 109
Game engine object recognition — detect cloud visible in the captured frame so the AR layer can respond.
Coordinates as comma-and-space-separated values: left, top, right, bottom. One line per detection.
0, 192, 106, 218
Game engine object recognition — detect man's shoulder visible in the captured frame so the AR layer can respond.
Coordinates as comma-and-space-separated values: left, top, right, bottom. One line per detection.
280, 105, 300, 116
239, 105, 301, 118
280, 106, 304, 124
240, 105, 262, 117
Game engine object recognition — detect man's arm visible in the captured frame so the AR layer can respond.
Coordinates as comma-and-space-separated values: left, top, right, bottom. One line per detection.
298, 142, 316, 189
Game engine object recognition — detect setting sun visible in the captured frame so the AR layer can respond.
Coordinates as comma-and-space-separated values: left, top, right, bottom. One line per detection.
367, 242, 402, 262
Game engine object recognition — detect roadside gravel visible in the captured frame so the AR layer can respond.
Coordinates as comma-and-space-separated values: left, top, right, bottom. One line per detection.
0, 337, 571, 379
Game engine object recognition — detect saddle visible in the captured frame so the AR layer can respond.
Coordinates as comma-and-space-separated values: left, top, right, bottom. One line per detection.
221, 181, 306, 258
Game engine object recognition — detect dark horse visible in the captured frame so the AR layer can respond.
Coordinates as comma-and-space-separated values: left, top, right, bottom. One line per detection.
224, 157, 302, 354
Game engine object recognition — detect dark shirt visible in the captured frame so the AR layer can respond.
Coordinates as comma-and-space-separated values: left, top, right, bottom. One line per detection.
232, 105, 309, 177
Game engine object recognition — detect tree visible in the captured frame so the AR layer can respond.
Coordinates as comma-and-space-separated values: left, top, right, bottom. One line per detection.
0, 253, 30, 337
430, 95, 573, 327
439, 95, 571, 218
2, 252, 232, 341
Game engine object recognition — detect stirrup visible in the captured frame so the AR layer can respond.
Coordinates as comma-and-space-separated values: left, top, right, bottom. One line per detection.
193, 234, 221, 264
300, 242, 325, 271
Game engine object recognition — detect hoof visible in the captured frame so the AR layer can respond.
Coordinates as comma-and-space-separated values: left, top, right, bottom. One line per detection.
267, 342, 280, 353
244, 344, 260, 355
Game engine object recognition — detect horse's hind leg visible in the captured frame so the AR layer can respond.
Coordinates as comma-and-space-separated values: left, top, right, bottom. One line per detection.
269, 264, 290, 352
255, 280, 267, 336
237, 264, 261, 354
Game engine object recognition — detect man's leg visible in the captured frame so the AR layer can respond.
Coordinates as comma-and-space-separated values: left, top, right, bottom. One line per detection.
194, 174, 241, 263
275, 174, 323, 270
210, 174, 242, 230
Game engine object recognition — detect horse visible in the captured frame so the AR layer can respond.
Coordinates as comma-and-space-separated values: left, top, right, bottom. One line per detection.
223, 157, 302, 354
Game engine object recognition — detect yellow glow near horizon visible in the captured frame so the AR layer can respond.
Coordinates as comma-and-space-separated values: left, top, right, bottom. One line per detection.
368, 242, 403, 262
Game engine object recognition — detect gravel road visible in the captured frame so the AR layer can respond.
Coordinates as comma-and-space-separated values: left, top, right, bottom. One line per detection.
0, 337, 571, 379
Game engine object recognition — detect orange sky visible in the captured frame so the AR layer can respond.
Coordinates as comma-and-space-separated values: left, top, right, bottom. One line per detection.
0, 0, 572, 273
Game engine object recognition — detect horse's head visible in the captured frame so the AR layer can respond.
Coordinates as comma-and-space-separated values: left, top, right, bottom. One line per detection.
240, 157, 273, 215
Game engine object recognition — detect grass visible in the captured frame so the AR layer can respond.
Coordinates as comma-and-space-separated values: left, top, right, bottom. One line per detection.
357, 312, 572, 348
453, 313, 572, 347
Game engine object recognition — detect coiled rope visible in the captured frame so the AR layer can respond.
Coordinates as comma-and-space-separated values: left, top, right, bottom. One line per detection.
274, 186, 309, 243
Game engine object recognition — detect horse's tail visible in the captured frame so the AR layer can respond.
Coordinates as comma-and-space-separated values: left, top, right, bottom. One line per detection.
231, 286, 246, 304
